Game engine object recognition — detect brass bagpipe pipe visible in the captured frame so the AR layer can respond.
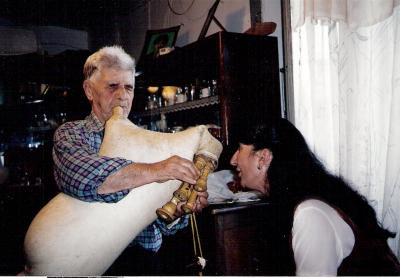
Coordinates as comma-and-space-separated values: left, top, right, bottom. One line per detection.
156, 154, 217, 222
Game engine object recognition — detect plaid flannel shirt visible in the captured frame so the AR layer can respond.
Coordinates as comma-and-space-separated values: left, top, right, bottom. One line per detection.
52, 112, 188, 252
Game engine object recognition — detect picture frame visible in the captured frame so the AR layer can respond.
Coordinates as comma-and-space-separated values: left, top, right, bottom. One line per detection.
140, 25, 181, 58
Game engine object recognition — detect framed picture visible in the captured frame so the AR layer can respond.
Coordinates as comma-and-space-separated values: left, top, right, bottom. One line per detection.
141, 25, 181, 58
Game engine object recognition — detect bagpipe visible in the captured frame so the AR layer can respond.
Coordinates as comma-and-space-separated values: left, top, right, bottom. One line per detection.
23, 106, 222, 276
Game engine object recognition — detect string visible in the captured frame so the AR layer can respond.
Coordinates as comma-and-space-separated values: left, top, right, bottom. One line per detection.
192, 213, 203, 258
190, 212, 204, 276
190, 213, 198, 256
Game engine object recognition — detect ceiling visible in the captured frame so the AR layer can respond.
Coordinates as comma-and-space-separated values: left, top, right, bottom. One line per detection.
0, 0, 146, 30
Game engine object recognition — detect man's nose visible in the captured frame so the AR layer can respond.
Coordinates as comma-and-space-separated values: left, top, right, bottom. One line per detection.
116, 87, 130, 99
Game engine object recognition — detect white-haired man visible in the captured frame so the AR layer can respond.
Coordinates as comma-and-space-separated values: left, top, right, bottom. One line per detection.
52, 46, 208, 274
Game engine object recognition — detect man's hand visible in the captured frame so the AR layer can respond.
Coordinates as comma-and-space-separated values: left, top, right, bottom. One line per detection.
154, 155, 200, 185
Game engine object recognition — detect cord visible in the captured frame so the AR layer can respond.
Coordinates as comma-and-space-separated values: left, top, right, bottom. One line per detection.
190, 212, 205, 275
167, 0, 195, 15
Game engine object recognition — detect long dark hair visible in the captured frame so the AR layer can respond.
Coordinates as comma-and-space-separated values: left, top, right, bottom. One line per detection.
238, 118, 394, 240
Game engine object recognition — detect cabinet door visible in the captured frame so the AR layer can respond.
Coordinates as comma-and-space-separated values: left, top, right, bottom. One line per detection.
220, 33, 281, 157
213, 212, 262, 275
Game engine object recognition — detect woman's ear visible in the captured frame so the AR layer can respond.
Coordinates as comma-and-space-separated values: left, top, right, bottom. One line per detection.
258, 148, 273, 169
83, 80, 94, 102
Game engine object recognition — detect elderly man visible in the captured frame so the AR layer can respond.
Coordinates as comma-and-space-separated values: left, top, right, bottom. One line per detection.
52, 45, 208, 274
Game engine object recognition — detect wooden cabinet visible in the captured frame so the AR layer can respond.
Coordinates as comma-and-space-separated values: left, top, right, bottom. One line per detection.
200, 201, 271, 275
132, 31, 281, 167
156, 200, 292, 276
195, 201, 292, 276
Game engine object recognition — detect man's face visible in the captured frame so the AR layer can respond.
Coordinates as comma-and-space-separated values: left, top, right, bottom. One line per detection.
84, 67, 134, 123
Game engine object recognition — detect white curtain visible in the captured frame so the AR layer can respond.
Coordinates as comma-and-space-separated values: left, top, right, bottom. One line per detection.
292, 0, 400, 29
291, 0, 400, 258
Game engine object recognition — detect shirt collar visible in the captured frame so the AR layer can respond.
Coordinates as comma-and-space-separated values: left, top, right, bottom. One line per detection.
85, 111, 105, 133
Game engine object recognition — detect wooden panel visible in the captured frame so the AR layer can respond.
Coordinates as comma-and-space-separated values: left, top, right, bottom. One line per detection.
195, 201, 272, 275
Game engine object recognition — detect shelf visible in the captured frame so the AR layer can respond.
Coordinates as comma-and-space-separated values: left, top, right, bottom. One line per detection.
133, 95, 219, 118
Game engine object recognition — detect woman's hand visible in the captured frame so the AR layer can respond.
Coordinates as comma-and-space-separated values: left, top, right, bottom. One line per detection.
174, 191, 209, 218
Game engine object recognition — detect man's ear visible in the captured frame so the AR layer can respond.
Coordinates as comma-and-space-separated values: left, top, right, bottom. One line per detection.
83, 80, 93, 102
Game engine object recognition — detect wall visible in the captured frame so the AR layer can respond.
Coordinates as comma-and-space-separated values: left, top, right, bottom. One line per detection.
0, 0, 283, 68
128, 0, 251, 58
125, 0, 284, 114
261, 0, 285, 116
128, 0, 282, 61
151, 0, 250, 46
0, 0, 283, 74
261, 0, 283, 68
0, 0, 284, 107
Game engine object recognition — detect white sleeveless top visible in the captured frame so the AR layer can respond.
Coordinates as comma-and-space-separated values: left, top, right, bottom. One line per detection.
292, 199, 355, 276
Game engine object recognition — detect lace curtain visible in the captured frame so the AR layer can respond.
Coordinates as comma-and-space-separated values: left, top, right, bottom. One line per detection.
292, 0, 400, 29
291, 1, 400, 257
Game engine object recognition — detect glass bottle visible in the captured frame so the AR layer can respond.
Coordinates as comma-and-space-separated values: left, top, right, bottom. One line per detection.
189, 84, 196, 101
182, 86, 189, 101
211, 79, 218, 96
175, 87, 186, 103
200, 80, 211, 98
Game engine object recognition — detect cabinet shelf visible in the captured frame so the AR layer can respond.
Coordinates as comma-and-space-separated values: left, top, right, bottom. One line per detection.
133, 32, 281, 167
133, 95, 219, 118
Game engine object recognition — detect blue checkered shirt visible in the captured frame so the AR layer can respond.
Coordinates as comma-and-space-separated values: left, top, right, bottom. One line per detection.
52, 112, 188, 252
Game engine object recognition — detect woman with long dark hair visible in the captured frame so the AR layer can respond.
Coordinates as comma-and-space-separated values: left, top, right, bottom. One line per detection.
230, 118, 400, 276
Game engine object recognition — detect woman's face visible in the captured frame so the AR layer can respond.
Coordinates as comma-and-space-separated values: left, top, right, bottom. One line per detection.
230, 144, 271, 195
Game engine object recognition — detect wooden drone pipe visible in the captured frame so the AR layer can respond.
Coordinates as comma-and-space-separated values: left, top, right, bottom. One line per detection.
182, 155, 216, 214
156, 154, 217, 221
156, 182, 192, 222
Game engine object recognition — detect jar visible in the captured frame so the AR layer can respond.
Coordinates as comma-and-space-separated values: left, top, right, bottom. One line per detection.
175, 87, 186, 103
